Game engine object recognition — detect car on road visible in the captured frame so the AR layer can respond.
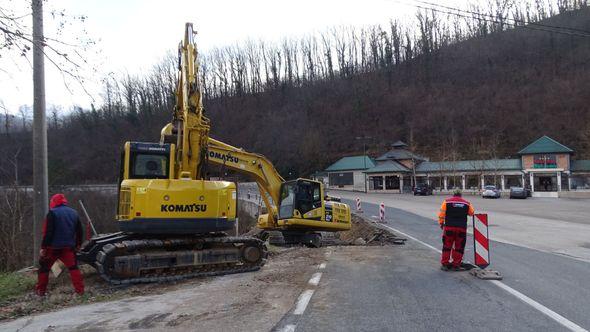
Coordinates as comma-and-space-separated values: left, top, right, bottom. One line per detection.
482, 185, 501, 198
413, 183, 433, 196
509, 187, 528, 199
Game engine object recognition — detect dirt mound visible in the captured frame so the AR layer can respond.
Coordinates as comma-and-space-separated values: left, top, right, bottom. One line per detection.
338, 214, 406, 246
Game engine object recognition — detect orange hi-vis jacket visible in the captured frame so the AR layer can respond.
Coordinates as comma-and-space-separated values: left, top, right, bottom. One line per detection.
438, 196, 475, 228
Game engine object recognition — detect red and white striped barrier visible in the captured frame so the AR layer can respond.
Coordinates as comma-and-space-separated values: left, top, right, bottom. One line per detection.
355, 197, 362, 212
473, 213, 490, 269
379, 202, 385, 223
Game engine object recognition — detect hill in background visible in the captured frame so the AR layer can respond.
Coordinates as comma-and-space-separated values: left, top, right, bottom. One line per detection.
2, 3, 590, 184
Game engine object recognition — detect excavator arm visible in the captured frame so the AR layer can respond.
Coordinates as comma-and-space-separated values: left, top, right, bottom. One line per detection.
206, 137, 284, 228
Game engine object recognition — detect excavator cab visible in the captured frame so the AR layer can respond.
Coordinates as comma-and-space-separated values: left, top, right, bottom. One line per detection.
272, 179, 351, 232
278, 179, 323, 220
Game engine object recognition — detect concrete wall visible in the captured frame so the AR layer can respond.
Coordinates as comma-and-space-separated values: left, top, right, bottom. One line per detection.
353, 171, 366, 191
558, 191, 590, 198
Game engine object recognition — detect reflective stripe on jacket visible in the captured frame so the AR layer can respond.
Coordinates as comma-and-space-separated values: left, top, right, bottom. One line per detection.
438, 196, 475, 228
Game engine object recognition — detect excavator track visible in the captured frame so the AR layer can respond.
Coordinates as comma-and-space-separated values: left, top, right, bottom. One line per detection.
83, 234, 266, 285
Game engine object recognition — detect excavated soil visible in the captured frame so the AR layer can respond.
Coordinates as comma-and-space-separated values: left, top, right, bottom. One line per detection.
337, 213, 406, 246
0, 246, 323, 324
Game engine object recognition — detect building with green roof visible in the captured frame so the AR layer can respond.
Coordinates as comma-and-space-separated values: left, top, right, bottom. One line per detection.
324, 156, 375, 191
324, 136, 590, 196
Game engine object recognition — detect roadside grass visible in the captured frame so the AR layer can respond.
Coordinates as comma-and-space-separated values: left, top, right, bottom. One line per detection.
0, 272, 36, 302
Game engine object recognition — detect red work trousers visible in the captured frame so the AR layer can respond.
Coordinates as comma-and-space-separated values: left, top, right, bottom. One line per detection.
441, 226, 467, 267
36, 247, 84, 295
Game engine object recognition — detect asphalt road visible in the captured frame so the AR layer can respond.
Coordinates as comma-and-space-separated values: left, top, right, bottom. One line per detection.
295, 199, 590, 332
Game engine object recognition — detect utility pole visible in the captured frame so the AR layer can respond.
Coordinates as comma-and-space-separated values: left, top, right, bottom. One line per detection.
32, 0, 48, 264
356, 136, 373, 193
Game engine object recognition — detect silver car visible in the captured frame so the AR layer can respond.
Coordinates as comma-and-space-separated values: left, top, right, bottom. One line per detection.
482, 185, 501, 198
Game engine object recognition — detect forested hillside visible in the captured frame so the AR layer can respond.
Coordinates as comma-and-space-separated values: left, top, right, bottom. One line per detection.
2, 0, 590, 185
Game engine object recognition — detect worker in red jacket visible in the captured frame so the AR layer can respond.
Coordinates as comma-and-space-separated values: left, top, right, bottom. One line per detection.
35, 194, 85, 296
438, 189, 475, 271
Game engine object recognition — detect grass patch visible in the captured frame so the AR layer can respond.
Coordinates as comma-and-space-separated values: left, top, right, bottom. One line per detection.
0, 272, 36, 302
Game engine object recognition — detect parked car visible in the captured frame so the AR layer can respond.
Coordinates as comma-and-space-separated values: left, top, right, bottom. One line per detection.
413, 183, 433, 196
482, 185, 501, 198
509, 187, 528, 199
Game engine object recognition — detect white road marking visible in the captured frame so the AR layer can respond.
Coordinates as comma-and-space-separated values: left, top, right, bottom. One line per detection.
308, 272, 322, 286
276, 262, 327, 331
380, 223, 588, 332
491, 280, 588, 332
293, 290, 315, 315
277, 324, 296, 332
380, 224, 441, 253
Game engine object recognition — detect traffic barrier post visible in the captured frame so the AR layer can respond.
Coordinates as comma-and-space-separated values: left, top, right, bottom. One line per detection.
470, 213, 502, 280
379, 203, 385, 223
356, 197, 362, 213
473, 213, 490, 268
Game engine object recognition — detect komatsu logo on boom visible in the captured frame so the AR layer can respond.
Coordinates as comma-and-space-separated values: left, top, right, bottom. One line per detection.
209, 151, 239, 163
161, 204, 207, 212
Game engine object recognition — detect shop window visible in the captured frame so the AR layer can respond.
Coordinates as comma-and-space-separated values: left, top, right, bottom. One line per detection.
447, 176, 462, 189
416, 177, 427, 185
571, 174, 590, 190
561, 174, 569, 191
505, 175, 522, 189
466, 175, 480, 190
385, 176, 400, 190
329, 172, 353, 186
403, 176, 412, 191
369, 176, 383, 190
534, 174, 558, 192
484, 175, 501, 187
430, 176, 443, 190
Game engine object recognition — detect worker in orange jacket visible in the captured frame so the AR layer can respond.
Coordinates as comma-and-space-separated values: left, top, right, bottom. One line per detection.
438, 189, 474, 271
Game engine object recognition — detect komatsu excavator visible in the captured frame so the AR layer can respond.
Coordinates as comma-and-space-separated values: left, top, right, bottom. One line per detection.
78, 23, 350, 284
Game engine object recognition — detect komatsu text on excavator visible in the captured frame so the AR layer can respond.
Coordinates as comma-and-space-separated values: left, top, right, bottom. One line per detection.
78, 23, 351, 284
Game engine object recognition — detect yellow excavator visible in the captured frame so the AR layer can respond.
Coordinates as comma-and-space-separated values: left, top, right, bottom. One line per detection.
78, 23, 350, 284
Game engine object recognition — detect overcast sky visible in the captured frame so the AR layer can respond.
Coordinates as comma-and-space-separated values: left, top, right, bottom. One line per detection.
0, 0, 468, 114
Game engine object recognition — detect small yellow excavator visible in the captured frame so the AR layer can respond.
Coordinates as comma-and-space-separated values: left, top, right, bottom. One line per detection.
78, 23, 350, 284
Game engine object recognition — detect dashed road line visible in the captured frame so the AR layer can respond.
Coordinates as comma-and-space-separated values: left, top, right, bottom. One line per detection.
380, 222, 588, 332
273, 260, 327, 331
276, 325, 296, 332
308, 272, 322, 286
293, 290, 315, 315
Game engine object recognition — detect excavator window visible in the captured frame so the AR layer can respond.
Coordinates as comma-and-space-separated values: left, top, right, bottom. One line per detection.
278, 180, 323, 219
278, 182, 296, 219
130, 153, 169, 179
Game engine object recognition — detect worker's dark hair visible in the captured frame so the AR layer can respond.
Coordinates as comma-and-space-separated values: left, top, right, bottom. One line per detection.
452, 189, 462, 197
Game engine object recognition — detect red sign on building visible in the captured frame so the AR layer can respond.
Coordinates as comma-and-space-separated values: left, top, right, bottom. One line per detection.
533, 154, 557, 168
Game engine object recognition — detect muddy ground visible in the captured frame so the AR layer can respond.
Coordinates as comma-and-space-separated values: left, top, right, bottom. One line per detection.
0, 213, 400, 331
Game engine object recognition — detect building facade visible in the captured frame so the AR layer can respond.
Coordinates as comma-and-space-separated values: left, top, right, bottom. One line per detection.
324, 156, 375, 192
323, 136, 590, 197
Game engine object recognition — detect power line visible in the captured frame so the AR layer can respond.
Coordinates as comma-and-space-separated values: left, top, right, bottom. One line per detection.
411, 0, 590, 35
391, 0, 590, 38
